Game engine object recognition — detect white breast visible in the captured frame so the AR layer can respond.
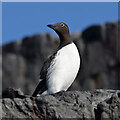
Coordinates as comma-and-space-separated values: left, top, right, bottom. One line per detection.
46, 42, 80, 94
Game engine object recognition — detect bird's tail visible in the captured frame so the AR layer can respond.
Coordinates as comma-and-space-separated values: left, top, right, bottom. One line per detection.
32, 79, 47, 97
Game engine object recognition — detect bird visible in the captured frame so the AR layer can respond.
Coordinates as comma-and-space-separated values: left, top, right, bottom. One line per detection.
32, 22, 80, 96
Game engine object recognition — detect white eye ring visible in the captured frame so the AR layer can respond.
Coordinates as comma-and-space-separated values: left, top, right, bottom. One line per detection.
60, 23, 65, 27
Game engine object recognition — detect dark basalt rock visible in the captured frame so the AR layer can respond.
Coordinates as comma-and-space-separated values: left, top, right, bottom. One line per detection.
81, 25, 102, 44
2, 88, 26, 99
1, 89, 120, 119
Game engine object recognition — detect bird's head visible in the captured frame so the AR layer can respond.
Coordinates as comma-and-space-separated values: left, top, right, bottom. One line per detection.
47, 22, 70, 36
47, 22, 72, 48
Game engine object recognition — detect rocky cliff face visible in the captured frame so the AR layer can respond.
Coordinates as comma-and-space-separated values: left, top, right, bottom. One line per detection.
1, 22, 120, 95
1, 89, 120, 119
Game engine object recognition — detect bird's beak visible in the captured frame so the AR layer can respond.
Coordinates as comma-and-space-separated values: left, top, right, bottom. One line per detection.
47, 24, 55, 29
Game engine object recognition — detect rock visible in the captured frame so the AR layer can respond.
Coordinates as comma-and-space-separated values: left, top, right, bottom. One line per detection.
1, 89, 120, 119
2, 40, 21, 55
78, 22, 120, 90
96, 90, 120, 119
2, 88, 25, 99
81, 25, 102, 44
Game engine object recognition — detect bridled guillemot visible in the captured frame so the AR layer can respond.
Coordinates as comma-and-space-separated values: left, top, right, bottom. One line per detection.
32, 22, 80, 96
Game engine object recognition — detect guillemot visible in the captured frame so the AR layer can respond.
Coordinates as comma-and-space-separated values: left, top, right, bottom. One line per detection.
32, 22, 80, 96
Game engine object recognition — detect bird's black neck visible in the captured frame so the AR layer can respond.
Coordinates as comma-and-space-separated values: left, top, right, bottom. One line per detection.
58, 33, 72, 49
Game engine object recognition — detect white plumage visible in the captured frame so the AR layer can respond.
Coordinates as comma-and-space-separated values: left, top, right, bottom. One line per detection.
42, 42, 80, 95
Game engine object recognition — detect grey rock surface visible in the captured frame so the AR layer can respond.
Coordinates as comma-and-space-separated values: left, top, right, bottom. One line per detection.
1, 89, 120, 119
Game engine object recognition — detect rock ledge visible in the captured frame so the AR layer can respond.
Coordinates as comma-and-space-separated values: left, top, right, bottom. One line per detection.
1, 89, 120, 119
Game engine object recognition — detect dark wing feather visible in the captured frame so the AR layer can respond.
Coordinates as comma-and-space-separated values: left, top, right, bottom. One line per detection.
32, 52, 57, 97
40, 52, 57, 79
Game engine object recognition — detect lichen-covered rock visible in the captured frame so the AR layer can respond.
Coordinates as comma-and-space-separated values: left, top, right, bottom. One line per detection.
1, 89, 120, 119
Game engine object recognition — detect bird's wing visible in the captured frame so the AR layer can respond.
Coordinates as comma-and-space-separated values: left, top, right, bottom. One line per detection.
32, 52, 57, 97
39, 52, 57, 80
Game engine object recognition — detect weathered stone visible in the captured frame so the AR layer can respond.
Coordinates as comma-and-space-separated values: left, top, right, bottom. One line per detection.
1, 89, 120, 119
96, 91, 120, 119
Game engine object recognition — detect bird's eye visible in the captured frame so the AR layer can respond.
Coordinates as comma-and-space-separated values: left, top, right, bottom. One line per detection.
60, 23, 65, 27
